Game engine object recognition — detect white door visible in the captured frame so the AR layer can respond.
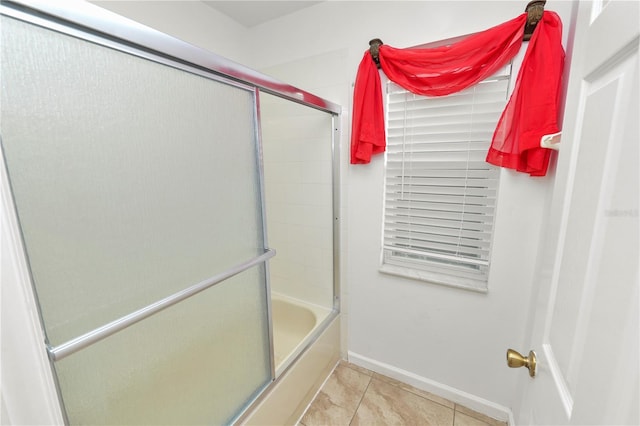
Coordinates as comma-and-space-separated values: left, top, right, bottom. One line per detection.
514, 1, 639, 424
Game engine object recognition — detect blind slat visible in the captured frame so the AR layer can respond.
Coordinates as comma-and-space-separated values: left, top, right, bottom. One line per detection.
384, 236, 490, 258
386, 196, 497, 210
386, 151, 490, 163
388, 109, 504, 125
384, 167, 495, 179
386, 175, 497, 186
387, 212, 495, 226
385, 228, 492, 247
386, 182, 496, 195
384, 214, 493, 231
387, 159, 493, 169
385, 222, 492, 241
386, 141, 494, 154
387, 127, 498, 138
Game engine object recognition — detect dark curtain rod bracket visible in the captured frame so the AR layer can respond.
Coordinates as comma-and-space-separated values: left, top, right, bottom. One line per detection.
524, 0, 546, 41
368, 38, 383, 69
368, 0, 546, 67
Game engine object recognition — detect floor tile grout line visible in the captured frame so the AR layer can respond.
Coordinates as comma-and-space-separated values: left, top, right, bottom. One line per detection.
346, 366, 373, 426
301, 361, 505, 426
371, 372, 456, 413
455, 404, 503, 426
374, 375, 457, 425
395, 386, 453, 411
366, 368, 502, 425
349, 374, 457, 426
294, 359, 341, 426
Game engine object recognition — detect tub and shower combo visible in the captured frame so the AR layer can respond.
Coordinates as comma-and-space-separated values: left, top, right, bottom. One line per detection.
1, 1, 340, 424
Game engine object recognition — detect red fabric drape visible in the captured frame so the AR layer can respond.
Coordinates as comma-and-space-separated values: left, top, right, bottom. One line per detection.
487, 12, 564, 176
379, 14, 527, 97
350, 11, 564, 177
351, 50, 386, 164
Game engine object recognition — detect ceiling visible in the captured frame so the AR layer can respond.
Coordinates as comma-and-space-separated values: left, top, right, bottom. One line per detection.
202, 1, 323, 28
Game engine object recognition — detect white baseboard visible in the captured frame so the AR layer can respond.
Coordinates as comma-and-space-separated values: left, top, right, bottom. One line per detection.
348, 351, 514, 424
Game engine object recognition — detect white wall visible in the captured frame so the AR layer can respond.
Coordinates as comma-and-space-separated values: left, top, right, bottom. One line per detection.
91, 0, 251, 65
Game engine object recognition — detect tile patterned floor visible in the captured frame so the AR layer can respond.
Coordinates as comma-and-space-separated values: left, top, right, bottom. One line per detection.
299, 361, 508, 426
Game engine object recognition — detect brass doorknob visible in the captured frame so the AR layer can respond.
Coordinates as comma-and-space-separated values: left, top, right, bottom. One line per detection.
506, 349, 537, 377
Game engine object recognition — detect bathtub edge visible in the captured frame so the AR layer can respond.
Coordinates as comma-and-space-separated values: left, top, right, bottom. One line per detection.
239, 315, 341, 426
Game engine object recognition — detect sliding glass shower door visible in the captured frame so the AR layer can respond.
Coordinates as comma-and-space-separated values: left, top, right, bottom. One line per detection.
1, 13, 272, 425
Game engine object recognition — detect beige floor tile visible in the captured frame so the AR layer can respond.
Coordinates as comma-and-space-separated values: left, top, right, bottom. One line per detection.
351, 378, 454, 426
455, 405, 508, 426
299, 391, 355, 426
454, 411, 491, 426
340, 360, 373, 377
372, 372, 456, 409
319, 363, 371, 413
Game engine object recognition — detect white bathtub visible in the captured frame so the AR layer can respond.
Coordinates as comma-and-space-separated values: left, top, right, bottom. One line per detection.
271, 293, 332, 374
241, 294, 339, 425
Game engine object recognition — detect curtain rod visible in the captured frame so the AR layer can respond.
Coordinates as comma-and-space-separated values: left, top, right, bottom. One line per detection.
367, 0, 546, 69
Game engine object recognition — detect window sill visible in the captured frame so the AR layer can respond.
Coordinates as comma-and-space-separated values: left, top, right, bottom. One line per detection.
378, 263, 488, 294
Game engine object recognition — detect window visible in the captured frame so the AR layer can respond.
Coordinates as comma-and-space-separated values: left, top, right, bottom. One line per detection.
380, 66, 511, 292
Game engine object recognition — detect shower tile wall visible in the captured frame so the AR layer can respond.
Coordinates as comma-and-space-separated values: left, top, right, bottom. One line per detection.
260, 93, 334, 308
259, 49, 350, 350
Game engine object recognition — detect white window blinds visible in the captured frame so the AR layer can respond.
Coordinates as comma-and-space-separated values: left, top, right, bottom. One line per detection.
381, 67, 511, 291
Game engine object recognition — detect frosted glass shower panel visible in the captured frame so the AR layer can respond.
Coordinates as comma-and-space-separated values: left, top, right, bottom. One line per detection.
260, 93, 334, 309
0, 17, 264, 345
54, 266, 271, 425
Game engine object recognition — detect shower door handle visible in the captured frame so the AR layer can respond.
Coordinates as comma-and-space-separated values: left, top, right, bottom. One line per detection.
48, 249, 276, 361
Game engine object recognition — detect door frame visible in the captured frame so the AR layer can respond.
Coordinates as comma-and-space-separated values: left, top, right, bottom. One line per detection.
1, 144, 64, 424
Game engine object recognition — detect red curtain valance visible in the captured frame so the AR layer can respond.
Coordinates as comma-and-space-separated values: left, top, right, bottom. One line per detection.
350, 11, 564, 177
